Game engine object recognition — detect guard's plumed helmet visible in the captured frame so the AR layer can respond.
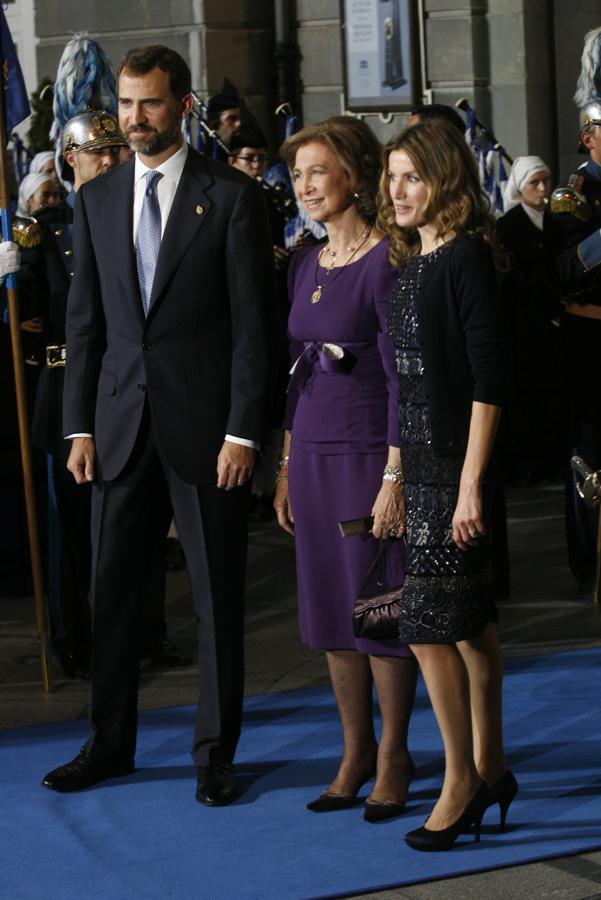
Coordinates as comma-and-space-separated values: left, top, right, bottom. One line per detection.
61, 110, 126, 155
579, 100, 601, 132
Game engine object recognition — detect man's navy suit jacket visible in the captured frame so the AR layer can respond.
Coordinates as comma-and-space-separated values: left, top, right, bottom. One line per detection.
63, 148, 276, 485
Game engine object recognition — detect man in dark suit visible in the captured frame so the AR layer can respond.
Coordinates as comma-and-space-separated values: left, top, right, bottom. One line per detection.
41, 45, 275, 804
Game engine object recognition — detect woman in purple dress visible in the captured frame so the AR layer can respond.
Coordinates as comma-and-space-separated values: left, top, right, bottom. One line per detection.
274, 118, 417, 820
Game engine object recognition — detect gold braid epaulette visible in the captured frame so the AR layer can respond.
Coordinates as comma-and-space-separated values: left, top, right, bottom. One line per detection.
13, 216, 42, 248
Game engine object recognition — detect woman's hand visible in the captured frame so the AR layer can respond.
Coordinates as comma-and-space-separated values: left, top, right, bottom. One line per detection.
371, 480, 405, 539
274, 476, 294, 536
452, 480, 486, 550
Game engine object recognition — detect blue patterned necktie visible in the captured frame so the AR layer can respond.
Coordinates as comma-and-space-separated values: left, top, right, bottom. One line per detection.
136, 170, 163, 316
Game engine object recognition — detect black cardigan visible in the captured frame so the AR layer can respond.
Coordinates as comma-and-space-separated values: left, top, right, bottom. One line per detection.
400, 234, 506, 457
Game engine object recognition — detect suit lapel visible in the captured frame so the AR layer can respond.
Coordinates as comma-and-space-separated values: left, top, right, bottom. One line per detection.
106, 159, 145, 325
147, 152, 214, 317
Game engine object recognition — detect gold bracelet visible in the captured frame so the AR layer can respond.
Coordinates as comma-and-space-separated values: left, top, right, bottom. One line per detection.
383, 463, 404, 486
276, 456, 289, 483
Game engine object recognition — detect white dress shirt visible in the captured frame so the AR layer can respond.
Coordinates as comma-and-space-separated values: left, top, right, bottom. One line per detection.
67, 141, 258, 451
133, 142, 188, 243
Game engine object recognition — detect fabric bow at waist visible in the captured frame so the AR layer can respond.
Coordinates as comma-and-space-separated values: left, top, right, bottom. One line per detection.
288, 340, 368, 395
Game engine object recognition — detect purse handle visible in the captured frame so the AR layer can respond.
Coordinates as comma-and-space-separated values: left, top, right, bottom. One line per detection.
359, 539, 389, 593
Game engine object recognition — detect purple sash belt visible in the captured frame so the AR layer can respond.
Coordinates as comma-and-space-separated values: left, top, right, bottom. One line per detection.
288, 340, 366, 395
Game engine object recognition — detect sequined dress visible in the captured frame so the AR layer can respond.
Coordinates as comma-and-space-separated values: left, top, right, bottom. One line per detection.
389, 247, 493, 643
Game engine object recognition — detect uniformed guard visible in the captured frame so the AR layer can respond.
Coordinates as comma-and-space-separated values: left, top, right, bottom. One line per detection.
550, 27, 601, 599
15, 111, 127, 677
206, 78, 241, 160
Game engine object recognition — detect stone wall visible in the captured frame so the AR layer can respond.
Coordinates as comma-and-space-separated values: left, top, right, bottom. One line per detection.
33, 0, 601, 181
34, 0, 278, 142
294, 0, 601, 181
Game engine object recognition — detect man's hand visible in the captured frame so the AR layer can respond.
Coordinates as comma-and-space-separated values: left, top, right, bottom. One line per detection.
67, 437, 96, 484
216, 440, 256, 490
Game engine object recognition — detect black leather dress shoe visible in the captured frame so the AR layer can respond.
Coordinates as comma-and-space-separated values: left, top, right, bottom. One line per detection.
41, 750, 134, 793
141, 636, 192, 667
54, 640, 92, 680
195, 763, 238, 806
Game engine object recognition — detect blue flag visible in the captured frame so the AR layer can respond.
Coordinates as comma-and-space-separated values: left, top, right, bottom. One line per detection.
0, 9, 30, 136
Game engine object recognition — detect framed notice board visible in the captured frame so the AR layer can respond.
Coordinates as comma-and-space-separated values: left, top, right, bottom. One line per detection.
341, 0, 421, 112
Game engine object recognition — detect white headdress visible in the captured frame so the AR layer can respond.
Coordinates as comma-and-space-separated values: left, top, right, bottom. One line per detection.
502, 156, 550, 211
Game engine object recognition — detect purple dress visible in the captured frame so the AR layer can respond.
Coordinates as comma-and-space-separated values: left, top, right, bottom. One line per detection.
284, 239, 411, 657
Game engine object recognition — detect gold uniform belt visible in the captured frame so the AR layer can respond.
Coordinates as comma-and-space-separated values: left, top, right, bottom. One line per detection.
46, 344, 66, 368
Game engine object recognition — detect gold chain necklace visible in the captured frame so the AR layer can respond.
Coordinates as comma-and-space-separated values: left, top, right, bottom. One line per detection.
311, 225, 372, 304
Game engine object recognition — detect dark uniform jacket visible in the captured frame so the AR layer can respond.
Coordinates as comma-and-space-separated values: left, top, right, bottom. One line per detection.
554, 158, 601, 302
18, 195, 76, 455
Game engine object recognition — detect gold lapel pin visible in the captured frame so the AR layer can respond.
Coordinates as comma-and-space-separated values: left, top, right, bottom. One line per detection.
196, 204, 204, 215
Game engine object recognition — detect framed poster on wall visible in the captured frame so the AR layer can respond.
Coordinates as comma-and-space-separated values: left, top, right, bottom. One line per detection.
341, 0, 420, 112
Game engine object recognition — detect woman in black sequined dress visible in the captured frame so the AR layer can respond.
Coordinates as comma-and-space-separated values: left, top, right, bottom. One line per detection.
377, 121, 517, 851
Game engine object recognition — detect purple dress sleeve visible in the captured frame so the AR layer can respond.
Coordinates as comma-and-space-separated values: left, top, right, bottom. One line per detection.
373, 246, 401, 447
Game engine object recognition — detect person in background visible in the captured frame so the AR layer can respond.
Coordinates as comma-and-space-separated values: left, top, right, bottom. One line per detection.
17, 112, 128, 678
228, 104, 290, 519
551, 100, 601, 601
496, 156, 563, 485
16, 173, 61, 217
407, 102, 465, 135
13, 173, 60, 366
206, 77, 241, 160
380, 120, 514, 851
29, 151, 57, 177
276, 117, 418, 822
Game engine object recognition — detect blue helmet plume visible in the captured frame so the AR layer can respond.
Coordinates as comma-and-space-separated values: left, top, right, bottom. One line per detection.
574, 26, 601, 108
50, 32, 117, 149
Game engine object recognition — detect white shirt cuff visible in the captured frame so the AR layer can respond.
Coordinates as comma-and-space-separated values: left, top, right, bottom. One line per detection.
225, 434, 259, 451
65, 434, 259, 452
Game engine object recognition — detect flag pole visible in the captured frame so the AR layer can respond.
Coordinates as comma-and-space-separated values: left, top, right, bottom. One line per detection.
0, 83, 53, 693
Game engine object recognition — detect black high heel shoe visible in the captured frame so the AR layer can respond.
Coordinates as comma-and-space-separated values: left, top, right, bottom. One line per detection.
307, 767, 376, 812
404, 782, 489, 852
486, 770, 518, 832
363, 761, 416, 823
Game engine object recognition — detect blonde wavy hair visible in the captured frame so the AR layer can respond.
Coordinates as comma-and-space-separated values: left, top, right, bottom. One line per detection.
376, 120, 495, 270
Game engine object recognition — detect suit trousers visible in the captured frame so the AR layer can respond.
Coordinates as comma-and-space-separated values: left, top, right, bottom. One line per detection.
85, 411, 248, 767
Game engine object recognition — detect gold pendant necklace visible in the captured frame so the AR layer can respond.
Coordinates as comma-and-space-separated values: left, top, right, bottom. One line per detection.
310, 225, 371, 304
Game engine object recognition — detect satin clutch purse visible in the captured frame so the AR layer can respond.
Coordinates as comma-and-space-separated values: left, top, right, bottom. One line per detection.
352, 539, 404, 640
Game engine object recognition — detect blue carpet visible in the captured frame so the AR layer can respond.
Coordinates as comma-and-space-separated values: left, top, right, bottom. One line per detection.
2, 648, 601, 900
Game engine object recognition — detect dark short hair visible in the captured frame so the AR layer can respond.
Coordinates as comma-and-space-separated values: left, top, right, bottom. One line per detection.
410, 103, 465, 136
118, 45, 191, 100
